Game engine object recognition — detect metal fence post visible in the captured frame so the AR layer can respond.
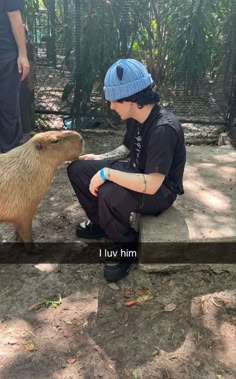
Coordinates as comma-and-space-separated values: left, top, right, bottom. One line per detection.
74, 0, 81, 130
48, 0, 57, 68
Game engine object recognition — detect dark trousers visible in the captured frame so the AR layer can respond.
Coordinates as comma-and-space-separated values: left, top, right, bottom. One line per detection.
0, 56, 21, 152
67, 160, 177, 243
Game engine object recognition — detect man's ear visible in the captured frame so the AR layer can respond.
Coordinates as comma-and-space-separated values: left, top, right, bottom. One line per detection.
35, 141, 43, 151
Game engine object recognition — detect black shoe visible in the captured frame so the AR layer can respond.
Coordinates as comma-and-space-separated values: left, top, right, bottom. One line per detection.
104, 260, 133, 282
103, 242, 137, 282
76, 220, 107, 239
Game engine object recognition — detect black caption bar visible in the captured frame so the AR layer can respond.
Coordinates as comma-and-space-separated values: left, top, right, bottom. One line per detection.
0, 241, 235, 264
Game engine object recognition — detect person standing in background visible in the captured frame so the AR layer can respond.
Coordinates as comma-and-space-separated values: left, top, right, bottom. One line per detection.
0, 0, 29, 153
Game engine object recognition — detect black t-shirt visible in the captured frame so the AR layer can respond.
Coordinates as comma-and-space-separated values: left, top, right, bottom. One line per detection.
123, 105, 186, 195
0, 0, 25, 58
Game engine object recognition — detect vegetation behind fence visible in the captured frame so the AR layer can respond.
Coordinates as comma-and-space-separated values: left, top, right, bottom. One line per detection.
23, 0, 236, 135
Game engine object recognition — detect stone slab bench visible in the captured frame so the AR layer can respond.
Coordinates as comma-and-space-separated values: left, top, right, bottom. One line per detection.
138, 145, 236, 272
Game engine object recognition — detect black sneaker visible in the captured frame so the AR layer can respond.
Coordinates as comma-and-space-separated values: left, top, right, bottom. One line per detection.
76, 220, 107, 239
103, 242, 137, 282
104, 260, 134, 282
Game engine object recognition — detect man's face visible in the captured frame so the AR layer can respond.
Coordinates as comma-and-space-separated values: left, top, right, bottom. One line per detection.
110, 101, 133, 120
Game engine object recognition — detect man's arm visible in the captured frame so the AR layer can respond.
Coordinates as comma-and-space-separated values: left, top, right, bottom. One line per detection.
7, 10, 29, 81
99, 144, 129, 160
104, 169, 165, 195
80, 144, 129, 161
90, 168, 165, 197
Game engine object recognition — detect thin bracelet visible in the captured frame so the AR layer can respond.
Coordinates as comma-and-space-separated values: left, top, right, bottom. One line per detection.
100, 168, 108, 181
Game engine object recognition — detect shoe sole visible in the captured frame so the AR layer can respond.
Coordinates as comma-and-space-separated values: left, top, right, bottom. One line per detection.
104, 263, 132, 282
76, 230, 107, 239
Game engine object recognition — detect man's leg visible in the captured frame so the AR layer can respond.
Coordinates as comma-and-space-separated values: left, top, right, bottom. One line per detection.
67, 159, 140, 242
0, 58, 21, 152
139, 184, 177, 216
98, 181, 140, 242
67, 159, 110, 224
96, 182, 140, 281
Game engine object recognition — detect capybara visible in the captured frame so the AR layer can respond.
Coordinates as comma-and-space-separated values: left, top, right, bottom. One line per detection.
0, 130, 83, 242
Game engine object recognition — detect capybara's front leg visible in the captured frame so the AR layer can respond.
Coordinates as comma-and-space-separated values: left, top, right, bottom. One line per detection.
15, 219, 33, 243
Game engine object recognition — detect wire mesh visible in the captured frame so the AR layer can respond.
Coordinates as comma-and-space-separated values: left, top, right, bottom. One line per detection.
23, 0, 236, 132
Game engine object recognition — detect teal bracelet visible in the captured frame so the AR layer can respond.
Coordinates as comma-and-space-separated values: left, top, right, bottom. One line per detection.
100, 168, 108, 181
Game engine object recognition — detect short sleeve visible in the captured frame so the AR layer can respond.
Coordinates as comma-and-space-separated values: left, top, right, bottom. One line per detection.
5, 0, 25, 12
145, 125, 177, 174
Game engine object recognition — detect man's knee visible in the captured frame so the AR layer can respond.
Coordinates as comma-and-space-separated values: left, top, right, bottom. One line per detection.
99, 183, 136, 212
67, 160, 85, 180
99, 182, 119, 206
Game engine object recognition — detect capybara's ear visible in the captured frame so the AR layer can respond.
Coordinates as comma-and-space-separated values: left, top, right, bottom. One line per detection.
35, 141, 43, 151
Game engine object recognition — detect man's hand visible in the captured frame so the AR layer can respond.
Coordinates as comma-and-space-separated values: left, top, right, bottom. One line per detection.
79, 154, 102, 160
89, 170, 105, 196
18, 55, 30, 81
7, 10, 29, 81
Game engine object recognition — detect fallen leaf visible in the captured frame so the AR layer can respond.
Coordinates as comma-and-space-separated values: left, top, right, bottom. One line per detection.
125, 300, 135, 307
123, 368, 131, 376
132, 370, 138, 379
168, 280, 175, 287
217, 375, 223, 379
24, 343, 35, 351
108, 283, 120, 291
124, 288, 132, 298
164, 303, 177, 312
201, 296, 206, 304
28, 301, 45, 311
200, 296, 208, 314
136, 292, 154, 304
43, 294, 62, 309
133, 289, 144, 296
162, 277, 169, 283
67, 358, 76, 364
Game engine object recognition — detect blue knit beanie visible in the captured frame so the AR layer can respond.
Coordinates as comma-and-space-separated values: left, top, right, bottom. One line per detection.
104, 58, 153, 101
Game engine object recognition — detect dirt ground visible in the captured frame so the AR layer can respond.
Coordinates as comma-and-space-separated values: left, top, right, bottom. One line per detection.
0, 130, 235, 379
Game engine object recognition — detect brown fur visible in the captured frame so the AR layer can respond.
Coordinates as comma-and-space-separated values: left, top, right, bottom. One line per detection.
0, 130, 83, 242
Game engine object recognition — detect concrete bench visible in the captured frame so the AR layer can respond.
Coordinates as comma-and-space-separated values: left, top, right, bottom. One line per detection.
138, 145, 236, 272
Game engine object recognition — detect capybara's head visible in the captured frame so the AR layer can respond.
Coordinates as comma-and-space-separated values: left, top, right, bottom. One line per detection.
31, 130, 83, 165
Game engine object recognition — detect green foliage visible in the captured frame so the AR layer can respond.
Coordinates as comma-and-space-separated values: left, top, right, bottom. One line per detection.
23, 0, 236, 104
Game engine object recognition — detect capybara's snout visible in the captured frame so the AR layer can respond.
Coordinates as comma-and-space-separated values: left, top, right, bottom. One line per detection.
33, 130, 84, 162
63, 130, 83, 160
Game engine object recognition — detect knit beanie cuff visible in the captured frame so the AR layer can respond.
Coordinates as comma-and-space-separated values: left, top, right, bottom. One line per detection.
104, 74, 153, 101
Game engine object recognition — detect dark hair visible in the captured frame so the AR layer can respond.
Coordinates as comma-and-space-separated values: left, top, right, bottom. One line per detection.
117, 85, 160, 108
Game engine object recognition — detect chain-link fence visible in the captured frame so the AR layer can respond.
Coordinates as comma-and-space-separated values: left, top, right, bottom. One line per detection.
23, 0, 236, 136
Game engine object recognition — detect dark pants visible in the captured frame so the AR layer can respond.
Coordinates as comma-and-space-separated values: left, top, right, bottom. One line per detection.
0, 56, 21, 152
67, 160, 177, 243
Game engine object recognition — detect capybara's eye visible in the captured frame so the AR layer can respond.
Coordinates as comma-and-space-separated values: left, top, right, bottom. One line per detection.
51, 139, 60, 144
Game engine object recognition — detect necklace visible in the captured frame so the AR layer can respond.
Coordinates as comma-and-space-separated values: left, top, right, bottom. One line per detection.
136, 123, 143, 139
